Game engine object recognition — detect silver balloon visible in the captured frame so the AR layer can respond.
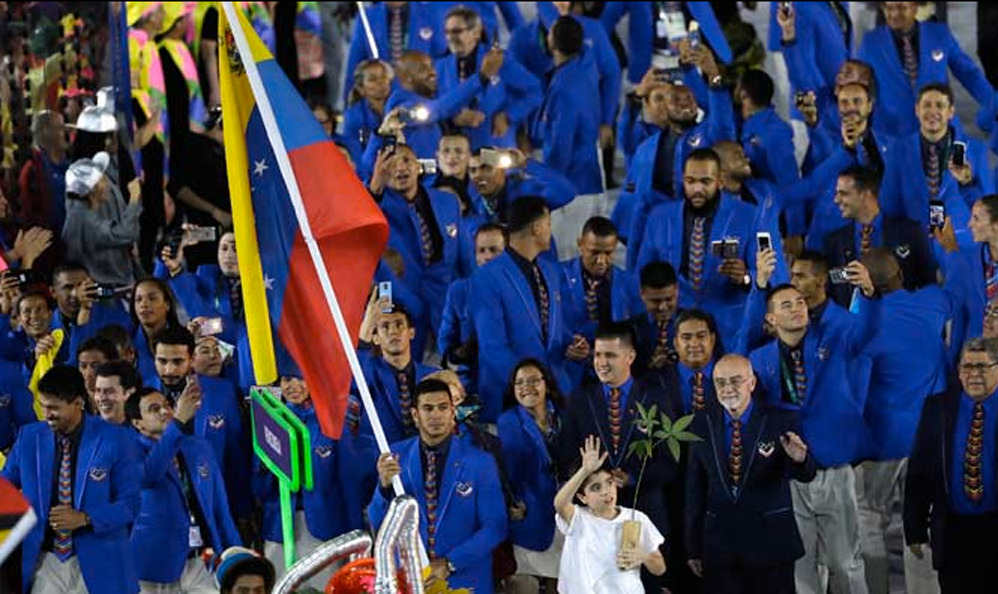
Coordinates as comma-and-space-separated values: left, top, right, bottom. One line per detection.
374, 495, 425, 594
272, 529, 372, 594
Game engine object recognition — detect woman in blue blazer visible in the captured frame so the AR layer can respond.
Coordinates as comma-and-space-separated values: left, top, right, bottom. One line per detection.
497, 359, 565, 594
341, 59, 391, 157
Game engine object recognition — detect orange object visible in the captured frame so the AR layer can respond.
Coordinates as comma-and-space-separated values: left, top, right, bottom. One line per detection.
325, 558, 409, 594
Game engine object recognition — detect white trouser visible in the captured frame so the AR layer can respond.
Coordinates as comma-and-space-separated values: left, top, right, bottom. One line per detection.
33, 553, 87, 594
792, 465, 869, 594
139, 557, 218, 594
264, 510, 339, 590
855, 459, 940, 594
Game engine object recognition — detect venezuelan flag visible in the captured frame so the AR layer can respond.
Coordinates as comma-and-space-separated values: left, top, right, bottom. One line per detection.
219, 4, 388, 438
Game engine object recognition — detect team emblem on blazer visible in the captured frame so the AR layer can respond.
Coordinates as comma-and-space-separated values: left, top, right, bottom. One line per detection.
749, 135, 761, 146
0, 394, 10, 408
758, 441, 775, 458
895, 244, 911, 259
89, 467, 108, 482
456, 482, 474, 497
446, 223, 458, 238
419, 27, 434, 40
208, 414, 226, 429
817, 347, 830, 361
198, 464, 210, 479
689, 134, 702, 147
932, 49, 945, 62
315, 445, 333, 458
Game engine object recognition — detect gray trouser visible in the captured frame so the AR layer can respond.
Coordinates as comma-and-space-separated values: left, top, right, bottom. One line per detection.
792, 465, 869, 594
855, 459, 940, 594
33, 553, 87, 594
264, 510, 341, 590
139, 557, 218, 594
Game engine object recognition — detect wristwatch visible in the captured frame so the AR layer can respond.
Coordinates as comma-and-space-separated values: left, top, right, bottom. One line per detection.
708, 73, 724, 88
742, 273, 752, 286
446, 560, 456, 574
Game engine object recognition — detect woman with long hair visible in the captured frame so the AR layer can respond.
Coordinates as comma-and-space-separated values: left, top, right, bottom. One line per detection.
342, 59, 391, 153
129, 276, 182, 383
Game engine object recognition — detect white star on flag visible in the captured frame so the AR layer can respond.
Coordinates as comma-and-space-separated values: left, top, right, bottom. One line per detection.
263, 275, 275, 291
253, 159, 269, 177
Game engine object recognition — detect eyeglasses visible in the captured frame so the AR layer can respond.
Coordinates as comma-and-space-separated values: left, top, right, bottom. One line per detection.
444, 26, 470, 36
714, 376, 747, 389
959, 362, 998, 375
514, 377, 544, 389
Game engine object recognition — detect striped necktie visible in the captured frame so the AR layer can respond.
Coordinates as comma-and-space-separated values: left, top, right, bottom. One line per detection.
227, 277, 244, 321
389, 7, 405, 63
986, 257, 998, 307
54, 435, 74, 561
398, 371, 415, 435
532, 264, 550, 342
964, 401, 985, 504
926, 143, 941, 200
860, 224, 874, 256
692, 371, 706, 411
608, 387, 622, 454
791, 349, 807, 404
425, 449, 439, 557
651, 320, 674, 367
729, 420, 743, 485
689, 217, 707, 292
584, 275, 602, 322
900, 32, 918, 88
410, 203, 434, 266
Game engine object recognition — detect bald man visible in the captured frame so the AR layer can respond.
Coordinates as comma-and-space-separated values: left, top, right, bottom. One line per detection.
685, 354, 816, 594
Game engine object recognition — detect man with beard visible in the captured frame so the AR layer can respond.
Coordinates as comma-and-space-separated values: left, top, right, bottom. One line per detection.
435, 6, 542, 150
880, 83, 993, 235
619, 59, 735, 264
637, 149, 761, 339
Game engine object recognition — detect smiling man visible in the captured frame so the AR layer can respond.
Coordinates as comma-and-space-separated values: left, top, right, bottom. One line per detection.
559, 322, 680, 592
93, 360, 140, 426
1, 365, 141, 594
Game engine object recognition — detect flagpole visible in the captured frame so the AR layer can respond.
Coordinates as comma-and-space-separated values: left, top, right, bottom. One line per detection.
221, 3, 405, 500
355, 2, 380, 60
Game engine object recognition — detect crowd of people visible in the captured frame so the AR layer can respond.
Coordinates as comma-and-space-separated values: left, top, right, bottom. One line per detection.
2, 1, 998, 593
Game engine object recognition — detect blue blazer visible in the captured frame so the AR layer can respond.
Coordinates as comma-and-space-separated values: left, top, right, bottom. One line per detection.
618, 86, 735, 255
617, 96, 661, 168
2, 417, 142, 594
470, 251, 571, 423
368, 436, 508, 594
467, 160, 577, 225
256, 403, 363, 543
560, 259, 643, 342
880, 129, 993, 233
767, 1, 850, 108
904, 388, 995, 570
131, 422, 240, 583
600, 1, 732, 85
530, 54, 603, 196
685, 402, 817, 567
341, 99, 383, 156
345, 2, 447, 99
636, 194, 760, 338
0, 358, 36, 451
861, 287, 955, 461
747, 295, 879, 467
438, 277, 472, 363
858, 22, 997, 138
435, 45, 542, 149
497, 406, 560, 551
740, 105, 802, 238
941, 245, 992, 363
379, 187, 472, 334
149, 375, 250, 516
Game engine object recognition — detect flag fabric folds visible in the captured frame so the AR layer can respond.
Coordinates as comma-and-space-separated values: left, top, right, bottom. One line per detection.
219, 5, 388, 438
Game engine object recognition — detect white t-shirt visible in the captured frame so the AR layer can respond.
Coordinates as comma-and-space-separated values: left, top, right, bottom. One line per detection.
556, 505, 665, 594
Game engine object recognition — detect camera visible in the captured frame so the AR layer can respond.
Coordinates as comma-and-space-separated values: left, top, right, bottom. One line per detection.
398, 106, 429, 125
480, 148, 513, 169
757, 232, 772, 252
199, 317, 224, 337
952, 141, 967, 168
929, 201, 946, 231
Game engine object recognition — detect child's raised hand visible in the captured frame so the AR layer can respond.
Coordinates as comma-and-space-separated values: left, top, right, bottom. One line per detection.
579, 435, 608, 474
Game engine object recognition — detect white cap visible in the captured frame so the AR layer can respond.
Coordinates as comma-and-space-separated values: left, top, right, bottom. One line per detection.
96, 86, 115, 109
71, 106, 118, 133
66, 152, 110, 197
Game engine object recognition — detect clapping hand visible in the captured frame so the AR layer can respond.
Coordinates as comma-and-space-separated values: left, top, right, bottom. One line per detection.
780, 431, 808, 463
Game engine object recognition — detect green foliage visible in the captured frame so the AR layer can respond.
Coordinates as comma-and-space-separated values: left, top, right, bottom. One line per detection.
626, 402, 702, 513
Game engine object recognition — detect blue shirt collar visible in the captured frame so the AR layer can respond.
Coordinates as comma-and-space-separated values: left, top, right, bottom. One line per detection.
603, 377, 635, 399
724, 400, 754, 428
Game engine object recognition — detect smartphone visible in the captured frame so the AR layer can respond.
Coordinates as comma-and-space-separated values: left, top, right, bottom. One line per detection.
794, 90, 811, 109
399, 105, 429, 124
757, 232, 772, 252
711, 240, 725, 257
418, 159, 438, 176
479, 148, 504, 168
187, 226, 217, 244
780, 1, 793, 14
92, 284, 116, 299
199, 317, 224, 337
952, 141, 967, 168
829, 268, 851, 284
8, 268, 45, 288
378, 281, 393, 313
687, 20, 701, 49
929, 200, 946, 230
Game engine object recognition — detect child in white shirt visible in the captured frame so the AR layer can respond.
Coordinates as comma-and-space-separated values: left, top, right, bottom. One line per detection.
554, 435, 666, 593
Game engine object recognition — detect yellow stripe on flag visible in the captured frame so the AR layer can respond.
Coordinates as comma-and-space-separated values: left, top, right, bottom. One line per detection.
219, 5, 277, 385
